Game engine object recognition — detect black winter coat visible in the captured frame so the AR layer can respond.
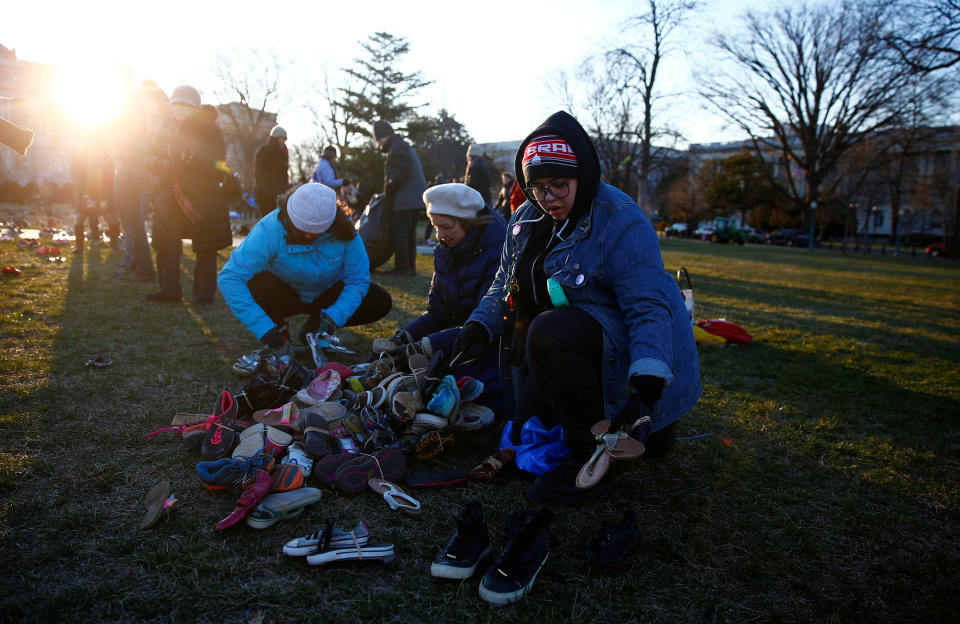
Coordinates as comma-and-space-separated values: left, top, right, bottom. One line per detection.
154, 113, 232, 253
465, 157, 491, 207
254, 138, 289, 200
381, 134, 427, 212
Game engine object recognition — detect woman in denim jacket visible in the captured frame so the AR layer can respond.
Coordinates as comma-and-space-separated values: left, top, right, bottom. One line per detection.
452, 111, 701, 503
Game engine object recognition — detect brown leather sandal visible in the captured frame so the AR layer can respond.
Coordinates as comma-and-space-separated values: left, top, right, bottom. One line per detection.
468, 448, 516, 481
575, 418, 650, 490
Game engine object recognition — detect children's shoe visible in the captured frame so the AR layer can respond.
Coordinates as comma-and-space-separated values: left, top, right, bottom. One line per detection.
585, 509, 644, 569
479, 508, 552, 606
426, 375, 460, 422
281, 441, 314, 475
201, 390, 238, 460
305, 517, 395, 566
246, 487, 324, 529
283, 520, 370, 556
456, 376, 484, 403
196, 452, 275, 491
214, 469, 272, 531
270, 463, 304, 492
295, 368, 341, 407
431, 501, 491, 580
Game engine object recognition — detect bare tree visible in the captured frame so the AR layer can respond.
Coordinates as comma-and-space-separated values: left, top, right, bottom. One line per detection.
208, 47, 287, 186
611, 0, 699, 214
885, 0, 960, 71
699, 0, 917, 248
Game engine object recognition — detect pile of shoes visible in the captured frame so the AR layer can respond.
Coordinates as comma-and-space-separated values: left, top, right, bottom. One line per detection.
145, 336, 501, 533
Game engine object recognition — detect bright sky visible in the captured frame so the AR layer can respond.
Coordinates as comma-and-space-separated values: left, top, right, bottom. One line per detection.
7, 0, 762, 146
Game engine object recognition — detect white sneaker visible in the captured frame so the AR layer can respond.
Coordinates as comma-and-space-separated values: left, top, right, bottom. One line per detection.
281, 442, 314, 475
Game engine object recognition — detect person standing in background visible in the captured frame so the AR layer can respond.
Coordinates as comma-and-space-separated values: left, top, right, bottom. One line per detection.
465, 143, 491, 207
373, 120, 427, 276
494, 171, 516, 221
254, 125, 289, 218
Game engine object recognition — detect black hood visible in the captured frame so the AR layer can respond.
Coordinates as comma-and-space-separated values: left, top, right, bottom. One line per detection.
514, 110, 602, 220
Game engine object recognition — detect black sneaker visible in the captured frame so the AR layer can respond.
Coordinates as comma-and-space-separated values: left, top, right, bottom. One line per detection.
431, 500, 491, 580
585, 509, 643, 569
479, 507, 552, 605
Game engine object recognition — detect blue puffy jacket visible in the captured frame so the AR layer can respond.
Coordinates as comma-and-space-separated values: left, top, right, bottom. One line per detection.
218, 209, 370, 340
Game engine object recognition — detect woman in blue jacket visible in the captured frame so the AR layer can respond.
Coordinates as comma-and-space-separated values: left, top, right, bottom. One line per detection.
218, 183, 391, 354
452, 111, 701, 504
377, 183, 506, 410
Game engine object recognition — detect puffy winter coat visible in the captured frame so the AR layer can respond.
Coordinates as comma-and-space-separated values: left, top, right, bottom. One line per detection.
403, 208, 507, 339
217, 209, 370, 340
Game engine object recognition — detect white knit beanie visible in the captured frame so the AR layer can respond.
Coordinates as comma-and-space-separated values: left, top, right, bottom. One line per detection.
287, 184, 337, 234
424, 183, 484, 220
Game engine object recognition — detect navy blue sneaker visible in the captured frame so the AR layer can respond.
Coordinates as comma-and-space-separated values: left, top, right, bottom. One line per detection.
585, 509, 643, 569
431, 501, 491, 580
479, 507, 552, 605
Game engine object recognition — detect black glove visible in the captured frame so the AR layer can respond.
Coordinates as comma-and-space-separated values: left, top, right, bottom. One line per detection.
451, 322, 489, 366
341, 178, 352, 187
260, 326, 285, 348
299, 312, 336, 343
610, 375, 664, 440
392, 328, 413, 345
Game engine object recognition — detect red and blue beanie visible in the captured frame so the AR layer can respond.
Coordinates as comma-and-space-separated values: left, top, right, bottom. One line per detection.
521, 134, 578, 182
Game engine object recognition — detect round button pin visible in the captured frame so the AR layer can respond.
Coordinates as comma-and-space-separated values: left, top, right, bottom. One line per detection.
576, 274, 585, 285
512, 224, 522, 236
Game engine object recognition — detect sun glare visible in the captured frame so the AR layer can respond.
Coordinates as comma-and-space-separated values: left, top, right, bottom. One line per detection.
54, 62, 132, 127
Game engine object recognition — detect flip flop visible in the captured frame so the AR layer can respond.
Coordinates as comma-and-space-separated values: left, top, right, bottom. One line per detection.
575, 419, 648, 490
368, 478, 422, 516
139, 481, 177, 529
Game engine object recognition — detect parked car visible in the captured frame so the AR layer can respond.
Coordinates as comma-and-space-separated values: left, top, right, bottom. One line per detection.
926, 242, 960, 258
693, 225, 716, 240
769, 228, 809, 247
740, 225, 768, 244
665, 222, 689, 238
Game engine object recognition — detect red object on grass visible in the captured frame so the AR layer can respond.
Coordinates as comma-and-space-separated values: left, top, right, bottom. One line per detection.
2, 266, 21, 276
696, 319, 752, 344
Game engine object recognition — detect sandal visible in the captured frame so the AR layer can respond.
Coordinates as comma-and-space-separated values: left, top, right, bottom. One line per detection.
575, 418, 648, 490
84, 355, 113, 369
368, 478, 422, 516
232, 349, 265, 377
468, 448, 516, 481
252, 402, 303, 433
139, 481, 177, 529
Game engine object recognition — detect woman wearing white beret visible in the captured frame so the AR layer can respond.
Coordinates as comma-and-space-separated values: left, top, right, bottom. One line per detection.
377, 183, 507, 411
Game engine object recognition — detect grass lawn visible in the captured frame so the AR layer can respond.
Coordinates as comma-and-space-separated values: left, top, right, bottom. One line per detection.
0, 232, 958, 623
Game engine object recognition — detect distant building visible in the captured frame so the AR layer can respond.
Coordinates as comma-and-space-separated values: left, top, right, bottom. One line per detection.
0, 44, 76, 188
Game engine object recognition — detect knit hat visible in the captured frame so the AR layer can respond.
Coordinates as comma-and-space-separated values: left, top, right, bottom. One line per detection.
270, 125, 287, 139
373, 120, 393, 140
521, 134, 578, 182
170, 85, 201, 108
467, 144, 485, 158
423, 184, 484, 220
287, 184, 337, 234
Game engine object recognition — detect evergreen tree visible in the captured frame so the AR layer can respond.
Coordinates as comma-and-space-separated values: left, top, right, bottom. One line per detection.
338, 32, 432, 142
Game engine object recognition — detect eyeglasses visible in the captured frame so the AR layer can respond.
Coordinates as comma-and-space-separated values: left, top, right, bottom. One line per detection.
524, 181, 571, 201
